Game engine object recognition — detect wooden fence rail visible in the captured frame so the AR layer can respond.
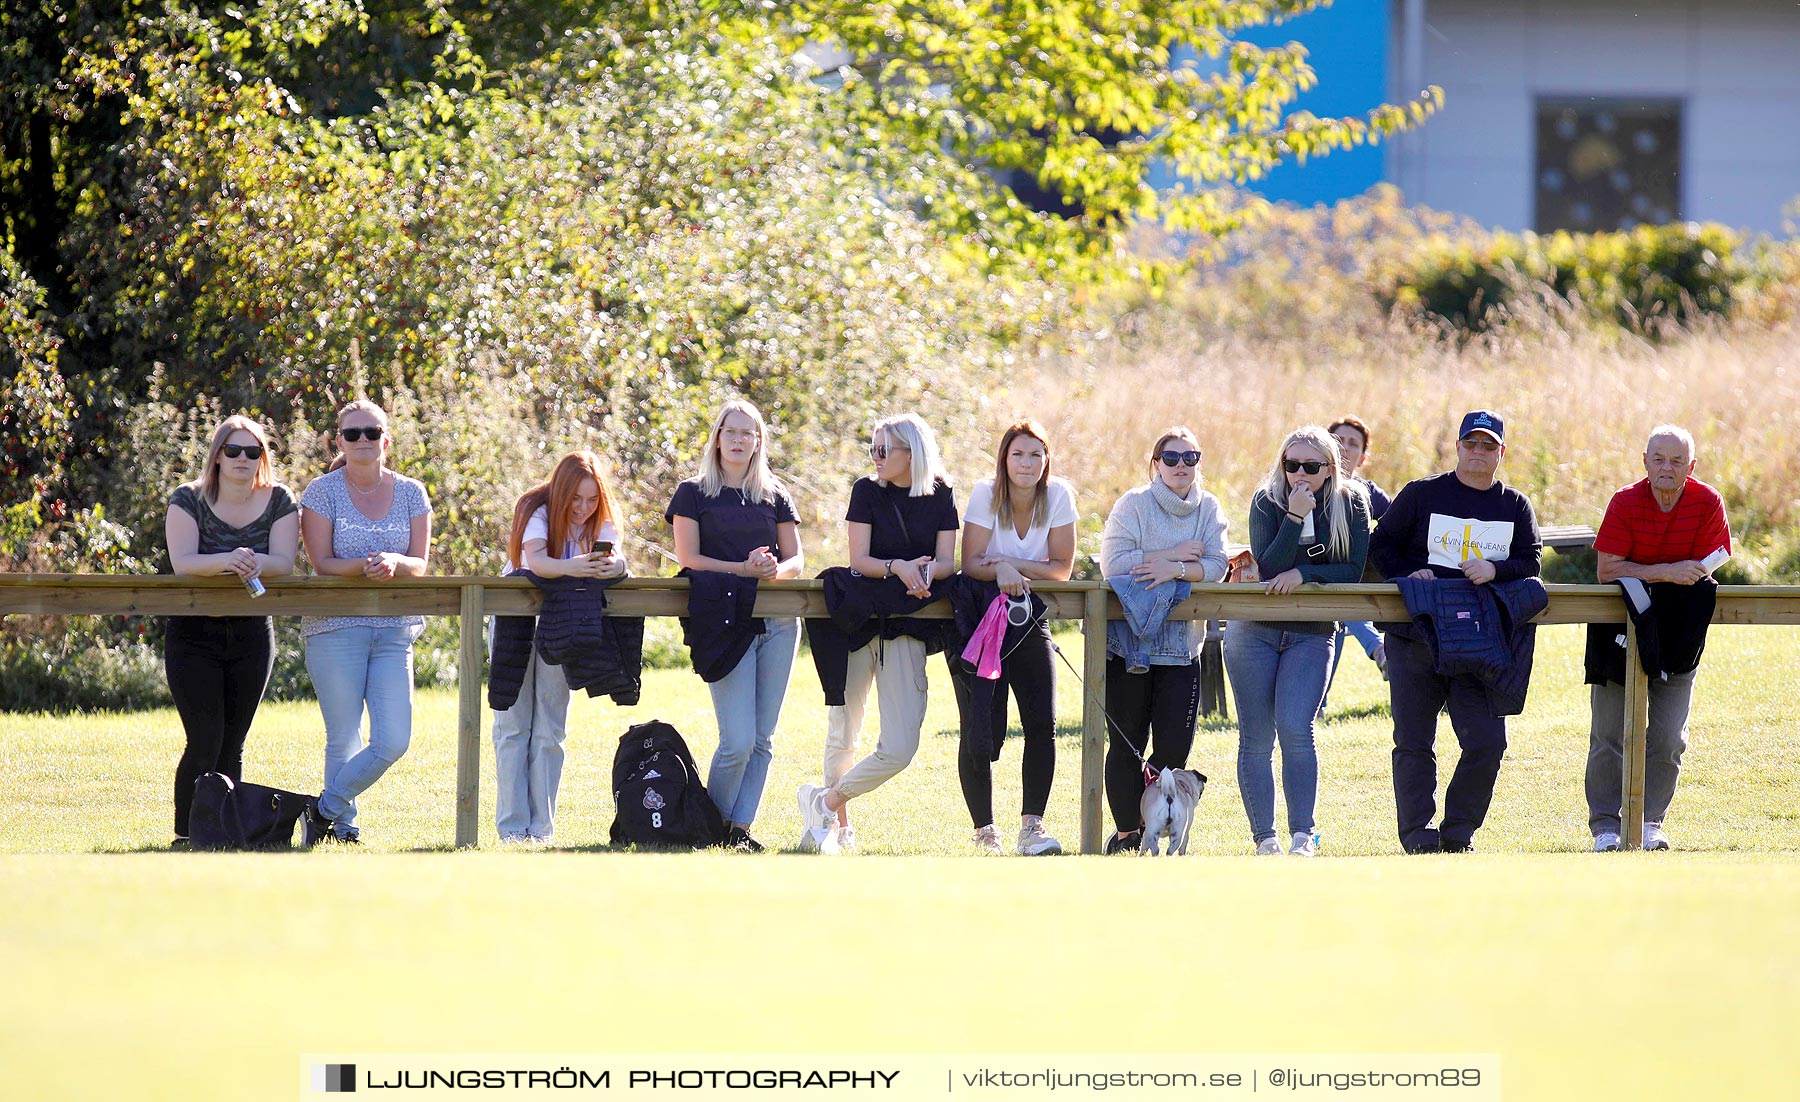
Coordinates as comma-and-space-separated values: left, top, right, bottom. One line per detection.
5, 574, 1796, 853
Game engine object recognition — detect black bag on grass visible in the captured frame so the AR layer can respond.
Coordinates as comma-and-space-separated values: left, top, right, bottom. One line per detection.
608, 720, 726, 848
190, 772, 310, 850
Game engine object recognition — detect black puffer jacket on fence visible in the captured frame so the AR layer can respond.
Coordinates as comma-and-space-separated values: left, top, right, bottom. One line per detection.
487, 572, 644, 708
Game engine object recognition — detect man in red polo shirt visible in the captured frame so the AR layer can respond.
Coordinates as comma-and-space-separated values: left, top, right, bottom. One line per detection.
1587, 425, 1731, 853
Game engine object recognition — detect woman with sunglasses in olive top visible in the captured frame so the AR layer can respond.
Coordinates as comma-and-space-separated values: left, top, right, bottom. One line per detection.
1097, 427, 1229, 853
164, 414, 299, 846
1226, 426, 1369, 857
957, 420, 1077, 855
297, 399, 433, 845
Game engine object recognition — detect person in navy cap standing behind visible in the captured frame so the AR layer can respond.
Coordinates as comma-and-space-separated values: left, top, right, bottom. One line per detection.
1368, 409, 1542, 854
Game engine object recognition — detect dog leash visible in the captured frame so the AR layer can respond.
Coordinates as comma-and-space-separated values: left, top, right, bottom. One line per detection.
1048, 639, 1161, 789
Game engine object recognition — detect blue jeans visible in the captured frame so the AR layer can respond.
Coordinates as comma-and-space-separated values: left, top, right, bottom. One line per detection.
491, 648, 571, 840
306, 623, 420, 830
706, 618, 799, 826
1321, 621, 1382, 710
1225, 620, 1332, 842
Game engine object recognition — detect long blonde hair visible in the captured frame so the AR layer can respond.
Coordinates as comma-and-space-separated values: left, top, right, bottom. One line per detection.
195, 414, 276, 503
699, 399, 785, 503
1257, 425, 1364, 561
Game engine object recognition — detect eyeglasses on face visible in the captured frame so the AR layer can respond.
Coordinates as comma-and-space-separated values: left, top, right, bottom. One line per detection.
869, 443, 911, 461
220, 444, 264, 460
1283, 459, 1326, 474
339, 426, 384, 442
1158, 449, 1202, 468
720, 427, 760, 442
1459, 437, 1500, 453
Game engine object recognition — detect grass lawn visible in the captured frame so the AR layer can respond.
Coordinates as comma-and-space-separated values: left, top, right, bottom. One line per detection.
3, 625, 1798, 1100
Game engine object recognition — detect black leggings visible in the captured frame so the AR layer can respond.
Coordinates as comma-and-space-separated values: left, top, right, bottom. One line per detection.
954, 621, 1057, 827
165, 616, 276, 836
1103, 655, 1201, 833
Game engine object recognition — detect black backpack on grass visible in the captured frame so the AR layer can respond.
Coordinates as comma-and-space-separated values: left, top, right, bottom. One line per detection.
190, 772, 311, 850
608, 720, 726, 848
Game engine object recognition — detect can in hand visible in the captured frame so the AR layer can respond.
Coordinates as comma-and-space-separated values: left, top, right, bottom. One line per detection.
241, 574, 266, 599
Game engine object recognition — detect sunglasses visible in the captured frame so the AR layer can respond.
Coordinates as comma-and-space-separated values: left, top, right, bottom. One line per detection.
1459, 437, 1500, 453
1158, 450, 1202, 467
220, 444, 264, 460
1283, 459, 1326, 474
339, 426, 385, 442
868, 444, 910, 461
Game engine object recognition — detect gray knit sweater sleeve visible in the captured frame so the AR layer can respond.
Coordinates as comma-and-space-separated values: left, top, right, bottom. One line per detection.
1193, 493, 1230, 582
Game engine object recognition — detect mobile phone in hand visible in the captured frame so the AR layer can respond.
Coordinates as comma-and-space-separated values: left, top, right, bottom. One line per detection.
592, 539, 614, 557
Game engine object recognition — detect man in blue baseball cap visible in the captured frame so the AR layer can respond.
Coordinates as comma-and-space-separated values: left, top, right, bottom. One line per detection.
1368, 409, 1543, 853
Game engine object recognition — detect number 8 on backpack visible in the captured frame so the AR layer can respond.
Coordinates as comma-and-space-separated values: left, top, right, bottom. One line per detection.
608, 720, 727, 847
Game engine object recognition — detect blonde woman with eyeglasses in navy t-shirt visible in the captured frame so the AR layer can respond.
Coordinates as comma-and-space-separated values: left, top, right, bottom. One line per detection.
666, 400, 804, 853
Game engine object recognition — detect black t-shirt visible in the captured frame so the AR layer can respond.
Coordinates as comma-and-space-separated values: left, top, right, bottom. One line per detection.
845, 477, 958, 562
665, 479, 800, 564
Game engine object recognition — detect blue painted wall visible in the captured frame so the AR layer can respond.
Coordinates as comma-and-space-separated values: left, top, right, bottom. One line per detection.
1154, 0, 1391, 205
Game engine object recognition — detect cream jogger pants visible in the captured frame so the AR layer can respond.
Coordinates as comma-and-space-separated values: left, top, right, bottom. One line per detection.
825, 635, 931, 799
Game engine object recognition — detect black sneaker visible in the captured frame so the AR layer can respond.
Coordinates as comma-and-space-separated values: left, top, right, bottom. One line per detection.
725, 827, 765, 853
335, 826, 362, 845
1104, 829, 1143, 855
170, 836, 191, 851
1441, 838, 1474, 854
301, 798, 334, 848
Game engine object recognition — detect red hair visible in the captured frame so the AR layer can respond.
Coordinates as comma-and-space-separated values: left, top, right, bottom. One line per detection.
508, 451, 615, 568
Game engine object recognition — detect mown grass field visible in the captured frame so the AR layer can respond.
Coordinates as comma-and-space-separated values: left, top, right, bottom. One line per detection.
3, 625, 1798, 1101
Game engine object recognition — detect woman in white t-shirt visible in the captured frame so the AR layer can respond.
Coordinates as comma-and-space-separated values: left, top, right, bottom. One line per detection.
491, 450, 625, 844
957, 420, 1078, 856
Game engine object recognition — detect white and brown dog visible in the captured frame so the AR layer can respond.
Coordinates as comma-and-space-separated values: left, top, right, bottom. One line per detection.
1139, 767, 1207, 855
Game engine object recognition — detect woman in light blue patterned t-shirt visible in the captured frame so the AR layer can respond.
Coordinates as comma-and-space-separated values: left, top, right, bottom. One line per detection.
297, 399, 432, 846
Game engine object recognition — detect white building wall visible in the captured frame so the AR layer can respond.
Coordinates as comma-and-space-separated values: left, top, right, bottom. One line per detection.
1396, 0, 1800, 232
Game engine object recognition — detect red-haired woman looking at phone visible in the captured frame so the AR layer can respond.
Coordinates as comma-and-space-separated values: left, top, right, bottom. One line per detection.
491, 450, 623, 844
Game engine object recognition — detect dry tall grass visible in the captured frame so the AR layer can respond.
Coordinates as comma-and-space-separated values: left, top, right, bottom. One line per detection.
1000, 315, 1799, 579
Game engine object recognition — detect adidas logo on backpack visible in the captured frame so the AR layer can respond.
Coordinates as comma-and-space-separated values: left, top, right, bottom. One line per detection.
608, 720, 726, 848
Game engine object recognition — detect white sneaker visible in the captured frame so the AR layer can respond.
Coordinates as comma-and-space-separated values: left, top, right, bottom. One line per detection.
973, 824, 1003, 854
1643, 823, 1671, 851
498, 833, 531, 847
1593, 831, 1622, 853
797, 783, 833, 835
835, 825, 857, 853
1255, 837, 1282, 856
1289, 831, 1317, 857
1016, 817, 1062, 856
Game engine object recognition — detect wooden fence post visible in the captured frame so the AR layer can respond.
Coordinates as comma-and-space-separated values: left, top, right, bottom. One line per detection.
1620, 615, 1651, 849
456, 584, 484, 849
1081, 586, 1109, 854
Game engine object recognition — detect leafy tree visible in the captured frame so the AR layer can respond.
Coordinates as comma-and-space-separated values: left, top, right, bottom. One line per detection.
6, 2, 1434, 532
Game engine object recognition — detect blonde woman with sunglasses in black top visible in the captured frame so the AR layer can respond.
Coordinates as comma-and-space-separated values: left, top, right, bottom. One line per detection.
1226, 426, 1370, 857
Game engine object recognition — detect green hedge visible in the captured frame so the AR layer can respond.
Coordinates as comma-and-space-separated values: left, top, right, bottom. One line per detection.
1379, 222, 1742, 332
